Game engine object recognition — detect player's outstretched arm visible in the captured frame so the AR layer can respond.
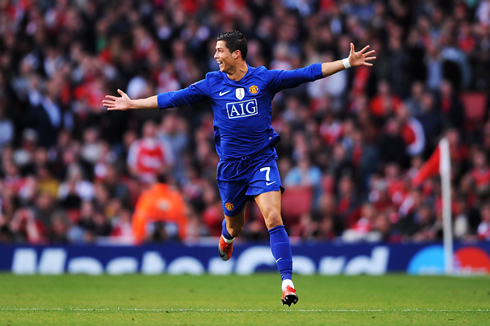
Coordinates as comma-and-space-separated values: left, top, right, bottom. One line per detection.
321, 43, 376, 77
103, 89, 159, 111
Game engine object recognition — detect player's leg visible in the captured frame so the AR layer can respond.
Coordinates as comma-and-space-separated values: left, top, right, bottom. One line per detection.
246, 154, 298, 305
254, 191, 298, 306
219, 208, 245, 261
216, 156, 248, 261
223, 208, 246, 238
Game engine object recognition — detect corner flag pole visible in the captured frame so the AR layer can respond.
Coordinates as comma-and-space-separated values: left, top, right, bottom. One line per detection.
439, 138, 453, 275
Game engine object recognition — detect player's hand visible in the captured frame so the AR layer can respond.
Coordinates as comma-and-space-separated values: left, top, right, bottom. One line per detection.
348, 43, 376, 67
102, 89, 132, 111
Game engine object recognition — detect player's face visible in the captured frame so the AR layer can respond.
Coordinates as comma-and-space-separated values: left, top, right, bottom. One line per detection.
214, 40, 236, 73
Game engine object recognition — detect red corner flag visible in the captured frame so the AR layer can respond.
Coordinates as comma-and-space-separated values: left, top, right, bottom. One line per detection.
413, 137, 454, 274
412, 138, 450, 187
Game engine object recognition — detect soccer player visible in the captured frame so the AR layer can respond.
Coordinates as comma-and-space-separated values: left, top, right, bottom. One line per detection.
103, 30, 375, 306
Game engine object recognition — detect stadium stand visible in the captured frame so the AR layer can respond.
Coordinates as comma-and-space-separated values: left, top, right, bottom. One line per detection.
0, 0, 489, 245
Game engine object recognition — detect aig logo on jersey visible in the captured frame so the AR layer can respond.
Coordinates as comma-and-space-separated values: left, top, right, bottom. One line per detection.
226, 99, 258, 119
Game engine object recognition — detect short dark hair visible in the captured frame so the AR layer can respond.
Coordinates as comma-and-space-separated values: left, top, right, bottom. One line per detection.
217, 30, 247, 60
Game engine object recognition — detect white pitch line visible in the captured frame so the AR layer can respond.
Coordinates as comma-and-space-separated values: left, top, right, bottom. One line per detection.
0, 308, 489, 313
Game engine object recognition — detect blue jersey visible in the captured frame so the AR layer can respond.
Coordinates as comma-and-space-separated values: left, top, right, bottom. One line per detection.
157, 63, 324, 160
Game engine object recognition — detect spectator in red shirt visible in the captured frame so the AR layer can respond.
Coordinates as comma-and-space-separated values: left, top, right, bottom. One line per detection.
396, 103, 425, 156
110, 208, 134, 244
470, 149, 490, 196
127, 120, 174, 182
342, 202, 376, 242
337, 176, 361, 229
9, 208, 47, 244
369, 80, 402, 122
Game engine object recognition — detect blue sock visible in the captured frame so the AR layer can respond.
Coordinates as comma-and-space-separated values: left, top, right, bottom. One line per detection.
268, 225, 293, 281
222, 219, 234, 240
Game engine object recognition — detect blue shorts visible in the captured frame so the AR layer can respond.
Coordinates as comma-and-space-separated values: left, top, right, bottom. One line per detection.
216, 147, 284, 216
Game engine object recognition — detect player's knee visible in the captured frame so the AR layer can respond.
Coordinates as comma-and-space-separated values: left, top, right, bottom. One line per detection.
264, 211, 283, 229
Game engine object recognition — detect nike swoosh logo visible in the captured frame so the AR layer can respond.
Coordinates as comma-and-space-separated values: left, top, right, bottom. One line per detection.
276, 257, 283, 263
219, 91, 231, 96
266, 181, 276, 186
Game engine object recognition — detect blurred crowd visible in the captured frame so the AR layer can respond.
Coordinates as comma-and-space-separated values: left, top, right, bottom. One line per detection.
0, 0, 490, 245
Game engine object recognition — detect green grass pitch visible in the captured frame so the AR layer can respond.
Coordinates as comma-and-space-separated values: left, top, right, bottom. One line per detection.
0, 274, 489, 325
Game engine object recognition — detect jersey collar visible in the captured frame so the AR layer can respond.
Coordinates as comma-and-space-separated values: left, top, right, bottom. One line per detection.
221, 64, 253, 85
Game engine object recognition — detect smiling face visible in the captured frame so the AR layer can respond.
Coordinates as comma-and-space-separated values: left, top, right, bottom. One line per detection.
214, 40, 238, 74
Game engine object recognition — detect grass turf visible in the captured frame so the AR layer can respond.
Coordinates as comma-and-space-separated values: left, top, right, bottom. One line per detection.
0, 274, 489, 325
